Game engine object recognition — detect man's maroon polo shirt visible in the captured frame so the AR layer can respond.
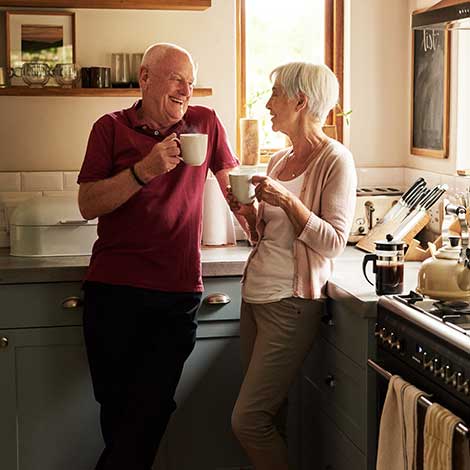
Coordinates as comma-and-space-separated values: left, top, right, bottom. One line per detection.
78, 101, 238, 292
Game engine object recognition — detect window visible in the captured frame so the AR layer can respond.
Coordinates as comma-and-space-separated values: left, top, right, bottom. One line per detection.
236, 0, 344, 159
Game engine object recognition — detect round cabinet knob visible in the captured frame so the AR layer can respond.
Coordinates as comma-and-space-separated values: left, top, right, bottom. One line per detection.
204, 293, 231, 305
321, 314, 335, 327
0, 337, 9, 349
423, 352, 433, 371
444, 365, 456, 385
61, 296, 83, 309
324, 375, 336, 388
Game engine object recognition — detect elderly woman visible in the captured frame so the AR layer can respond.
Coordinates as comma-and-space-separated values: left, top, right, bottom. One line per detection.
228, 62, 357, 470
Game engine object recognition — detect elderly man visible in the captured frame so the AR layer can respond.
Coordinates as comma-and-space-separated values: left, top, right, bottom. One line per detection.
78, 43, 239, 470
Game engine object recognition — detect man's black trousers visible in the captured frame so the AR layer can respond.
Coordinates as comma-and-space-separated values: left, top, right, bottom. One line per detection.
83, 281, 201, 470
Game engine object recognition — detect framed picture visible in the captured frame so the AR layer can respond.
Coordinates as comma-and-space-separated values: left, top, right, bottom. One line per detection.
410, 27, 450, 158
6, 11, 76, 86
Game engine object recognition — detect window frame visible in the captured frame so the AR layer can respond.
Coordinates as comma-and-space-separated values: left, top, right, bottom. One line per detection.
236, 0, 345, 158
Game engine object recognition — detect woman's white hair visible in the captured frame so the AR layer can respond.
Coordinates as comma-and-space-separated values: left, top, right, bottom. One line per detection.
270, 62, 339, 124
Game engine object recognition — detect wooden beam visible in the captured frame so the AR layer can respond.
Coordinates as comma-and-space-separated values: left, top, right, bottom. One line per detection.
0, 0, 211, 10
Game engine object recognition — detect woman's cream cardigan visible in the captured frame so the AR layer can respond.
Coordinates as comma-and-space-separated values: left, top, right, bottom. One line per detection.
243, 138, 357, 299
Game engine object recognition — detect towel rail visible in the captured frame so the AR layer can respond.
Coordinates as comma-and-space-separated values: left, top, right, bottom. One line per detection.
367, 358, 469, 437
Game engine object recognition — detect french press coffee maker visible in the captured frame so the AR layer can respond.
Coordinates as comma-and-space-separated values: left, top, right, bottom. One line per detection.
362, 235, 406, 295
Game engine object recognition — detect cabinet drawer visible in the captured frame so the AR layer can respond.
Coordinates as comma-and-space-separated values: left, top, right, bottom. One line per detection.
0, 282, 83, 329
198, 276, 242, 322
302, 335, 365, 451
302, 394, 365, 470
320, 299, 372, 366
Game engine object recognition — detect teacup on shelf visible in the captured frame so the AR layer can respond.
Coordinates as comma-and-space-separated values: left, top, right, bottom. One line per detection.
53, 63, 80, 88
21, 62, 51, 88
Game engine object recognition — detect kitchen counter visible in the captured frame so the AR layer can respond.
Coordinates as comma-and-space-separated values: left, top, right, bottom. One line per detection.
0, 244, 252, 284
0, 244, 424, 306
327, 246, 422, 317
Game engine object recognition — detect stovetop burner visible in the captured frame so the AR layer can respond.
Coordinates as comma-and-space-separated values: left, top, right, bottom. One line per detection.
433, 300, 470, 315
395, 291, 470, 335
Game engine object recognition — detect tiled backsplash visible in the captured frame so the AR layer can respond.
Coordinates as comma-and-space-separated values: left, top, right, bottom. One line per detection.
2, 168, 470, 248
0, 171, 79, 247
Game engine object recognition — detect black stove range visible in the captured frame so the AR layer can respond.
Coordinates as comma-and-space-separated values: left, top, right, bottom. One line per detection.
375, 292, 470, 426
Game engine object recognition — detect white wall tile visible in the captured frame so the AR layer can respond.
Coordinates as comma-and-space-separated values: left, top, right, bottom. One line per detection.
356, 167, 404, 187
21, 172, 63, 192
0, 192, 42, 203
404, 168, 441, 187
43, 191, 78, 198
0, 173, 21, 192
439, 174, 456, 195
454, 176, 470, 194
63, 172, 80, 191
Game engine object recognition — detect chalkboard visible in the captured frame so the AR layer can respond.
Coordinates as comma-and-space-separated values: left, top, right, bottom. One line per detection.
411, 28, 450, 158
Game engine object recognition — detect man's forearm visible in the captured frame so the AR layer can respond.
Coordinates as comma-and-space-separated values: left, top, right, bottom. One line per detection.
78, 167, 143, 220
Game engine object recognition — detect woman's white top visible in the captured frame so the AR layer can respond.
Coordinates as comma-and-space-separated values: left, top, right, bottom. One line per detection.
242, 173, 305, 303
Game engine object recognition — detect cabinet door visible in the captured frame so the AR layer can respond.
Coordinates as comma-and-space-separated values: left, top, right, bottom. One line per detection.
299, 376, 365, 470
164, 325, 249, 470
0, 326, 103, 470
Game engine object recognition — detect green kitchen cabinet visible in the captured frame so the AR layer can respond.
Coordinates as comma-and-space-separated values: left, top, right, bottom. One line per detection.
291, 298, 378, 470
0, 276, 247, 470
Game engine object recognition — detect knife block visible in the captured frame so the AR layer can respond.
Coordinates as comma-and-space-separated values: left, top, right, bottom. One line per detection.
355, 213, 431, 253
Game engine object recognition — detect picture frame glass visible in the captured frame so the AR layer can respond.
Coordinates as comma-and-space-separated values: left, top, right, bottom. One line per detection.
7, 12, 75, 87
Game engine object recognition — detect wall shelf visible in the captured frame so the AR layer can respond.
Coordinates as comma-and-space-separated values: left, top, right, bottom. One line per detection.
0, 0, 211, 10
0, 87, 213, 97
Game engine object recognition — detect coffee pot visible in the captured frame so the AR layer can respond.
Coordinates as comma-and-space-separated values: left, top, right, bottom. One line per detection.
417, 204, 470, 300
362, 235, 406, 295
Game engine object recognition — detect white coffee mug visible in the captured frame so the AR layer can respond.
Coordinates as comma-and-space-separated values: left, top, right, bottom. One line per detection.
229, 168, 257, 205
179, 133, 208, 166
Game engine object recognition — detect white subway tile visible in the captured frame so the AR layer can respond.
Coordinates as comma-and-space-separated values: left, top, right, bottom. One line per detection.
0, 173, 21, 192
0, 191, 42, 203
356, 167, 404, 187
21, 172, 63, 192
63, 172, 80, 191
43, 191, 78, 198
440, 174, 456, 194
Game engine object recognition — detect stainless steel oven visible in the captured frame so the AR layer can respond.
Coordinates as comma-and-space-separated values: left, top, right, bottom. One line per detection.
368, 292, 470, 465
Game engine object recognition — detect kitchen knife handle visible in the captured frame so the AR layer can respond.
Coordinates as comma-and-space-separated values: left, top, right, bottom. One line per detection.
401, 177, 426, 203
423, 185, 448, 210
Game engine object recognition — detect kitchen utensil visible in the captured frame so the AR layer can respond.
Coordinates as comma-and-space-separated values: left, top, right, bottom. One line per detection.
85, 67, 111, 88
129, 53, 143, 87
53, 63, 79, 88
0, 66, 13, 88
391, 184, 448, 241
380, 177, 426, 224
21, 62, 50, 87
362, 236, 406, 295
111, 53, 130, 88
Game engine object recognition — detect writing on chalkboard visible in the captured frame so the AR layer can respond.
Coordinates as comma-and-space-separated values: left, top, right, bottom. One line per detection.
411, 28, 450, 158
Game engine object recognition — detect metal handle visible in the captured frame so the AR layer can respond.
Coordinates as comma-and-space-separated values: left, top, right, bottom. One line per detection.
321, 314, 335, 327
204, 293, 231, 305
59, 220, 89, 225
61, 296, 83, 309
0, 337, 8, 349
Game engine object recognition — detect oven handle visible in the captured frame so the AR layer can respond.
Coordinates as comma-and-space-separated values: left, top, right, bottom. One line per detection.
367, 359, 470, 438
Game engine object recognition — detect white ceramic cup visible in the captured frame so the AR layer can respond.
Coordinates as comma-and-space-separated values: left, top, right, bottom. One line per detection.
179, 133, 208, 166
229, 168, 257, 205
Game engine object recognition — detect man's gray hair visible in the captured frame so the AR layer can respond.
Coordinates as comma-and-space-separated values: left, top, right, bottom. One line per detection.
142, 42, 197, 77
269, 62, 339, 124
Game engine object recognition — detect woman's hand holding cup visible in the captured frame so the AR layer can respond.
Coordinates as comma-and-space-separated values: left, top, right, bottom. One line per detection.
226, 186, 256, 217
